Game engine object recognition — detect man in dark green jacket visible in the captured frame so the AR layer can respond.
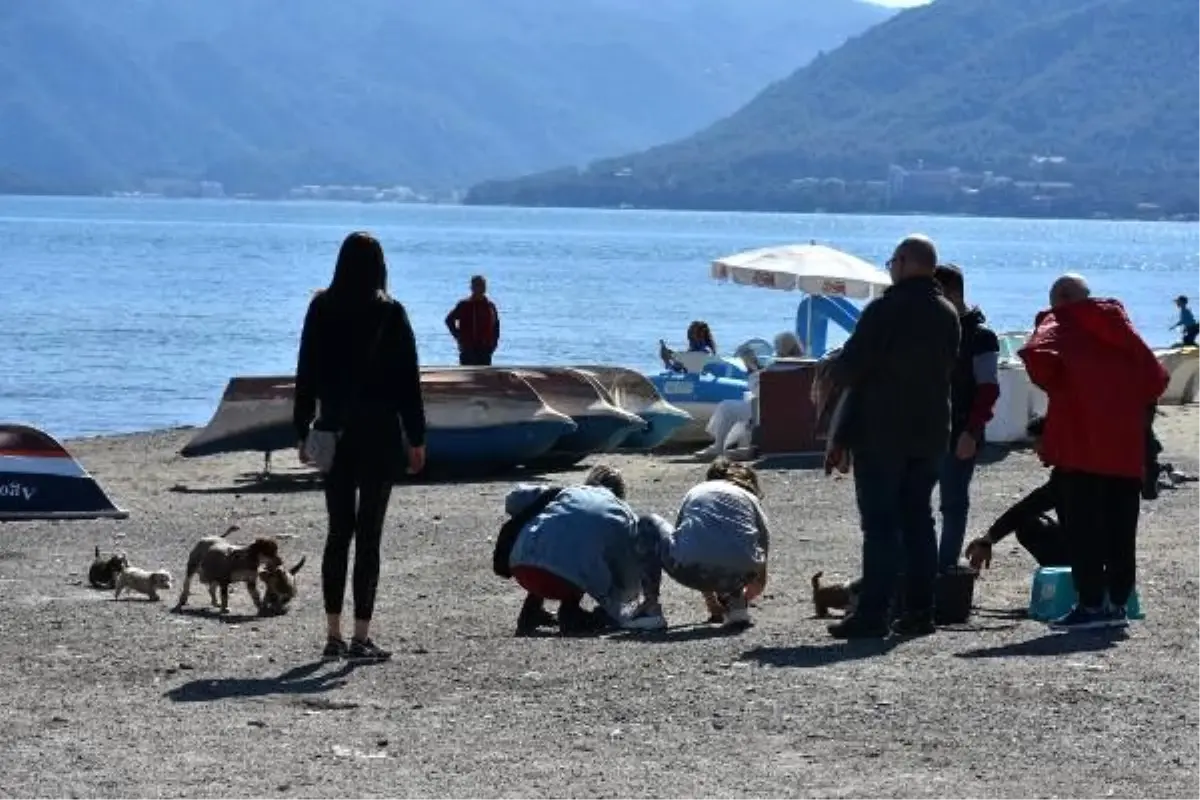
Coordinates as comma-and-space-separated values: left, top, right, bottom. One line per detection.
828, 235, 961, 639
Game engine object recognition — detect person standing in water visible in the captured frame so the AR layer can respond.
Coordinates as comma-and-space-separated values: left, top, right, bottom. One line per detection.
932, 264, 1000, 572
445, 275, 501, 366
294, 231, 427, 662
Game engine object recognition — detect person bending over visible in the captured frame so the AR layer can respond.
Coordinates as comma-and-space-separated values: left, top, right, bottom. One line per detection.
964, 416, 1069, 570
493, 465, 661, 635
632, 458, 770, 632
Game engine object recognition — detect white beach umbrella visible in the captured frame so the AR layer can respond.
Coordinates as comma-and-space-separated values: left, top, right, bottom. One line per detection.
711, 243, 891, 300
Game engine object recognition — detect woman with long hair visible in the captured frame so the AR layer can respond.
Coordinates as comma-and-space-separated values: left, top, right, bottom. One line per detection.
294, 231, 427, 661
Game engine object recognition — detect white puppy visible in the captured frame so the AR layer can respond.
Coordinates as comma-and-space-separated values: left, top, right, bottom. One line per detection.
114, 567, 173, 601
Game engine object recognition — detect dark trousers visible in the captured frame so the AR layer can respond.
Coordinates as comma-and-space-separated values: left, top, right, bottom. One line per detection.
1058, 470, 1141, 608
852, 452, 940, 623
459, 348, 493, 366
1182, 323, 1199, 347
1014, 515, 1070, 567
937, 451, 978, 571
321, 436, 394, 621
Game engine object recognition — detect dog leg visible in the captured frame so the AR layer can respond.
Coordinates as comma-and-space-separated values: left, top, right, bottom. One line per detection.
814, 602, 828, 618
114, 581, 123, 600
148, 589, 159, 602
218, 583, 230, 614
207, 583, 220, 608
246, 579, 264, 611
174, 573, 194, 610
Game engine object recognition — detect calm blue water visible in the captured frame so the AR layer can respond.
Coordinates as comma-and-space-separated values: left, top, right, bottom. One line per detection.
0, 196, 1196, 438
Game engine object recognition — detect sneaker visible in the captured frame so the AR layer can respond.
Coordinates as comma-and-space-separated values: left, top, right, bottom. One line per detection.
890, 613, 936, 638
1049, 605, 1111, 631
347, 638, 392, 662
623, 600, 668, 631
693, 444, 722, 461
827, 614, 889, 640
515, 595, 557, 637
321, 636, 347, 661
721, 592, 754, 632
1106, 605, 1130, 628
559, 603, 609, 636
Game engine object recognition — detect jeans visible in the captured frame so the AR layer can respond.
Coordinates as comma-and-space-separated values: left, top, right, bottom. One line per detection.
636, 513, 756, 600
937, 452, 978, 571
1057, 471, 1141, 608
852, 452, 940, 624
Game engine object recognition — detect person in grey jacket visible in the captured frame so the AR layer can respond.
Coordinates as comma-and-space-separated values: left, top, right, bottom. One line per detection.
498, 465, 662, 635
827, 234, 961, 640
632, 459, 770, 632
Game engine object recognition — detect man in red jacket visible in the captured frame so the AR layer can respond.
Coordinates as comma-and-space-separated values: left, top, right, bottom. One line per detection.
445, 275, 501, 366
1018, 274, 1168, 630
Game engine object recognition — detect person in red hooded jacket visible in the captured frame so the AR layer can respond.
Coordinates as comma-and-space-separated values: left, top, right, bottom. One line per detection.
445, 275, 501, 366
1018, 274, 1168, 631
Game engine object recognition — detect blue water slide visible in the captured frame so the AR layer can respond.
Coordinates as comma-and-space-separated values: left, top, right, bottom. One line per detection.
794, 295, 862, 357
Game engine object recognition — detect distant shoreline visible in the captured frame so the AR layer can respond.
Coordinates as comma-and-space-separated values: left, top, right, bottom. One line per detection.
0, 191, 1196, 224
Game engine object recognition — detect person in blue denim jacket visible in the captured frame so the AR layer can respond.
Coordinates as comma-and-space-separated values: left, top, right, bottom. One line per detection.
494, 465, 664, 635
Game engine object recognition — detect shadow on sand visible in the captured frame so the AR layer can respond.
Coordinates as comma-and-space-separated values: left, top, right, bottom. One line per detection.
164, 660, 362, 703
955, 628, 1129, 659
167, 462, 593, 495
170, 606, 263, 625
607, 622, 749, 644
742, 638, 898, 668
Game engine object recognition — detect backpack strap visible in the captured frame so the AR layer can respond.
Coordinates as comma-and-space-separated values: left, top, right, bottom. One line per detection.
492, 486, 563, 578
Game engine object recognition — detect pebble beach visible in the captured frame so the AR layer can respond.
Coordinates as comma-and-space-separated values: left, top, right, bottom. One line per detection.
0, 407, 1195, 798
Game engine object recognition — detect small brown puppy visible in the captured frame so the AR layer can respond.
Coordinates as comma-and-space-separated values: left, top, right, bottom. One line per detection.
88, 546, 128, 590
174, 525, 282, 614
259, 556, 306, 616
114, 567, 173, 601
811, 572, 860, 618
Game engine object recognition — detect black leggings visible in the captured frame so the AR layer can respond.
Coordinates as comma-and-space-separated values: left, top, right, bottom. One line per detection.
321, 443, 393, 621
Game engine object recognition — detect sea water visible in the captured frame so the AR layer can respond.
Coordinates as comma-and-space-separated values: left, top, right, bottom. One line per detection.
0, 196, 1195, 437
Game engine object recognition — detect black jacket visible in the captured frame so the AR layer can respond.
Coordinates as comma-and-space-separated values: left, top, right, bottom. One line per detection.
831, 275, 961, 459
950, 308, 1000, 440
293, 291, 428, 449
986, 470, 1059, 543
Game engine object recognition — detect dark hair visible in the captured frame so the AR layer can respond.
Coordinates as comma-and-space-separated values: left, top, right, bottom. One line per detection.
687, 320, 717, 353
706, 457, 762, 498
933, 263, 965, 296
1026, 415, 1046, 438
471, 275, 487, 291
328, 232, 388, 302
1177, 295, 1189, 305
585, 464, 627, 500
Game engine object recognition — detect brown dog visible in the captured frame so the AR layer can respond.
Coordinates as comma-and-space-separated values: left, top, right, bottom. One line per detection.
812, 572, 860, 618
173, 525, 281, 614
259, 556, 306, 616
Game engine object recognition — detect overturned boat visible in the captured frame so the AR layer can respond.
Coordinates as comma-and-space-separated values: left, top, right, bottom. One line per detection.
0, 424, 128, 521
572, 365, 692, 450
181, 369, 577, 475
1157, 345, 1199, 405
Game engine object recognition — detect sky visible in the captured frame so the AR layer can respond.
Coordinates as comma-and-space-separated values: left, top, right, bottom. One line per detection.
868, 0, 931, 7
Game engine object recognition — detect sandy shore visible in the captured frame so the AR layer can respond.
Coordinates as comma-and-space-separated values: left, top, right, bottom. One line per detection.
0, 407, 1196, 798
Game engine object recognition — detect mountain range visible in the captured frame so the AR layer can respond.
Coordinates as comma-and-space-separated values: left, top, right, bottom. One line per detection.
0, 0, 892, 196
466, 0, 1200, 218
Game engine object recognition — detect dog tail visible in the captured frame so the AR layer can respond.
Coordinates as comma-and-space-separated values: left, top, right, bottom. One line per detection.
811, 571, 823, 592
220, 524, 240, 539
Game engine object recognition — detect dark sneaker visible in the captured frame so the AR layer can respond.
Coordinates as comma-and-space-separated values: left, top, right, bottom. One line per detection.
1106, 605, 1130, 628
1049, 605, 1110, 631
559, 603, 608, 636
828, 614, 889, 640
347, 638, 392, 662
321, 636, 347, 661
515, 595, 557, 637
890, 614, 936, 638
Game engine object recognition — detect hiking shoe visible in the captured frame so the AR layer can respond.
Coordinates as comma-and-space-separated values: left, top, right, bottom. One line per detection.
622, 601, 667, 631
1049, 605, 1111, 631
828, 614, 889, 640
347, 638, 392, 662
890, 613, 936, 638
321, 636, 347, 661
721, 592, 753, 632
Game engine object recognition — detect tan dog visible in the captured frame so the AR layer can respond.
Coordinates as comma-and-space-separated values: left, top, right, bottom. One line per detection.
174, 525, 281, 614
811, 572, 860, 618
259, 556, 306, 616
114, 567, 172, 601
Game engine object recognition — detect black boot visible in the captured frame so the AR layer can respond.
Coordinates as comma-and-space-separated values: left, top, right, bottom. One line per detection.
515, 594, 556, 636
